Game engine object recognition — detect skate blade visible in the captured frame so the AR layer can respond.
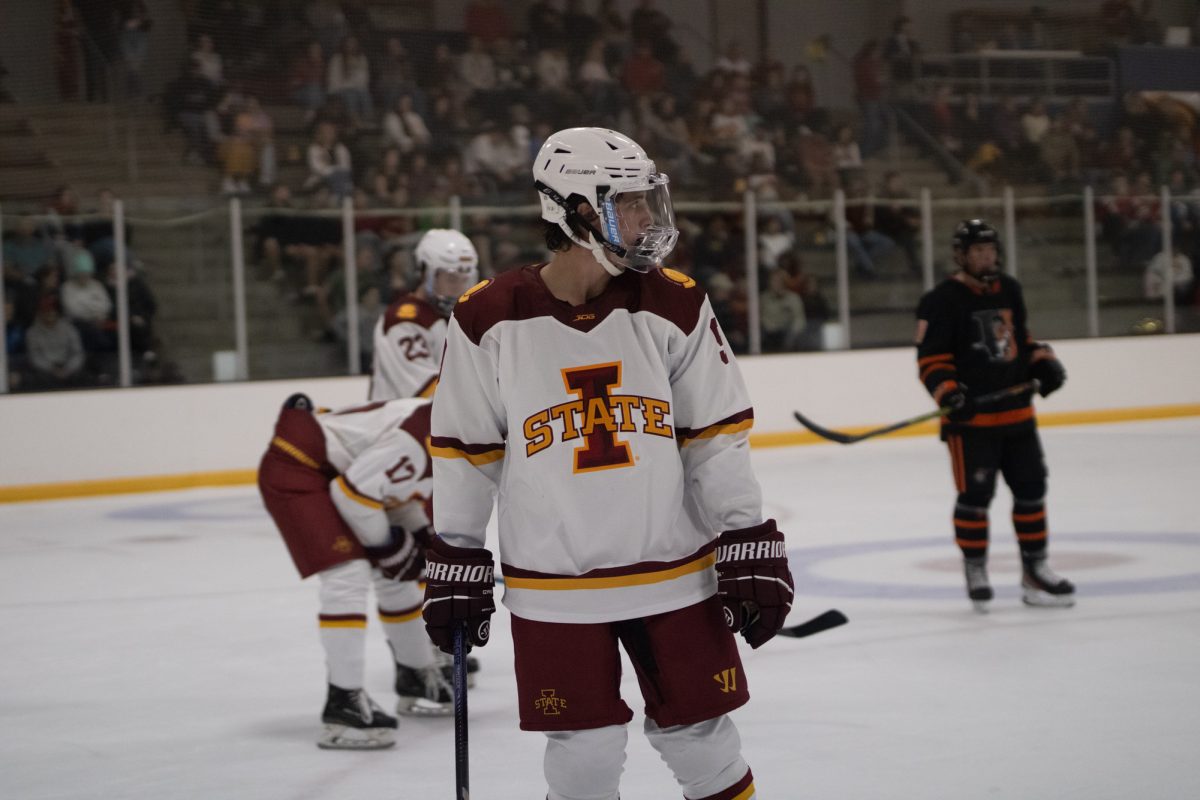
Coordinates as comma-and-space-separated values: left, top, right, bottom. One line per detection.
1021, 587, 1076, 608
317, 723, 396, 750
396, 697, 453, 718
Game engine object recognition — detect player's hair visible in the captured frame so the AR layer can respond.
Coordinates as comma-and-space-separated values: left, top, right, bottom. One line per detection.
543, 217, 590, 253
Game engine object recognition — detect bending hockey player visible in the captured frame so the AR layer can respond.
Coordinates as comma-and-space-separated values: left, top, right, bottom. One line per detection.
424, 127, 794, 800
915, 219, 1074, 612
257, 395, 455, 750
369, 229, 479, 402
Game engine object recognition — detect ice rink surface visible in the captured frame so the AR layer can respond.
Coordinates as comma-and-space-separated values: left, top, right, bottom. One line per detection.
1, 417, 1198, 800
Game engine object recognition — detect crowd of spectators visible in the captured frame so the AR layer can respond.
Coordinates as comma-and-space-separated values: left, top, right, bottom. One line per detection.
2, 186, 178, 392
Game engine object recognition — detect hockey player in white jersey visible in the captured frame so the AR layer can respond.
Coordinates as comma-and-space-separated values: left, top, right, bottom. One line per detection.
369, 229, 479, 401
257, 394, 454, 750
424, 127, 795, 799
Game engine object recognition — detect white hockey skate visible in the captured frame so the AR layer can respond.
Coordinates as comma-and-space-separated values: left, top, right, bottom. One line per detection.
395, 662, 454, 717
317, 684, 397, 750
963, 557, 993, 613
1021, 559, 1076, 608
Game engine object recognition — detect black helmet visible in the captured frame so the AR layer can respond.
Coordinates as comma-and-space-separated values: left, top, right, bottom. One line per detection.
951, 218, 1001, 280
952, 219, 999, 253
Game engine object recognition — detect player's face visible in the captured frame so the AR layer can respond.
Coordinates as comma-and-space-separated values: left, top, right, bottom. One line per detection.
963, 242, 998, 276
614, 191, 654, 243
434, 269, 474, 300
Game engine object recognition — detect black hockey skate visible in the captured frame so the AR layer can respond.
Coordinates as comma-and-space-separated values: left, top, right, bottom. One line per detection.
395, 662, 454, 717
435, 647, 479, 688
1021, 559, 1075, 608
963, 557, 993, 613
318, 684, 397, 750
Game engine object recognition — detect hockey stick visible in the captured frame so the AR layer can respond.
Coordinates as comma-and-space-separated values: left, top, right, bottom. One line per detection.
452, 625, 469, 800
777, 609, 848, 638
793, 381, 1038, 445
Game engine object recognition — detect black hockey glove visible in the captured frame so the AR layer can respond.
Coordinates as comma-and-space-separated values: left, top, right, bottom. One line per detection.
941, 385, 975, 422
422, 536, 495, 654
1029, 348, 1066, 397
715, 520, 795, 649
364, 526, 429, 582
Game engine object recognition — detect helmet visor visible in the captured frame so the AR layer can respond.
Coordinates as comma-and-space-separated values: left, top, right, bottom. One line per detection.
598, 174, 678, 271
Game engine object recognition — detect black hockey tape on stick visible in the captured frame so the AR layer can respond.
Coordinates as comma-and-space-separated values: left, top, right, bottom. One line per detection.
793, 381, 1038, 445
453, 624, 470, 800
776, 609, 849, 638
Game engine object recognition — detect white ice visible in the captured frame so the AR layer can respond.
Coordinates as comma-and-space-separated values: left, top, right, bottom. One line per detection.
1, 417, 1198, 800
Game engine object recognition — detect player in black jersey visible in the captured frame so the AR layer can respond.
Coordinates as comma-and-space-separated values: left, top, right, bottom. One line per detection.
915, 219, 1074, 612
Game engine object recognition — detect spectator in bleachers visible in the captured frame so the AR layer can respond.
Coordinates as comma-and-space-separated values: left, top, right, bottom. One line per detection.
757, 216, 795, 271
375, 37, 423, 116
759, 268, 805, 353
1098, 172, 1162, 271
642, 94, 708, 188
289, 41, 326, 125
989, 95, 1024, 155
102, 257, 157, 355
305, 121, 353, 200
843, 175, 894, 279
25, 296, 88, 390
382, 94, 431, 155
4, 295, 23, 380
191, 33, 224, 87
304, 0, 348, 56
1021, 99, 1051, 147
1039, 115, 1082, 191
332, 284, 381, 373
462, 121, 525, 195
3, 217, 54, 289
579, 39, 624, 118
715, 41, 752, 77
55, 0, 82, 100
630, 0, 678, 63
171, 56, 220, 165
832, 124, 863, 180
883, 16, 921, 93
459, 36, 496, 98
526, 0, 565, 54
464, 0, 512, 45
795, 125, 837, 197
853, 38, 887, 157
621, 42, 665, 98
874, 171, 921, 274
118, 0, 152, 98
60, 248, 112, 354
927, 84, 961, 156
1144, 245, 1194, 303
1098, 126, 1146, 175
327, 35, 373, 126
597, 0, 629, 67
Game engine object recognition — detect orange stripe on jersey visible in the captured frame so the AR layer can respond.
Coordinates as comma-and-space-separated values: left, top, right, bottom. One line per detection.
271, 436, 320, 469
967, 407, 1035, 427
1012, 511, 1046, 522
417, 376, 439, 398
504, 552, 717, 591
955, 538, 988, 549
430, 443, 505, 466
918, 353, 954, 367
678, 418, 754, 446
954, 518, 989, 529
920, 362, 956, 383
336, 475, 383, 510
933, 380, 959, 404
1017, 531, 1048, 542
378, 607, 422, 624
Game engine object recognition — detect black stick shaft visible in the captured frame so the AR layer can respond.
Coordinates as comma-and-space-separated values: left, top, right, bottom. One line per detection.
453, 625, 469, 800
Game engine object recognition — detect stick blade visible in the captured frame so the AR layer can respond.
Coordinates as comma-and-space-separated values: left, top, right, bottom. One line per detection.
792, 411, 860, 444
777, 609, 849, 638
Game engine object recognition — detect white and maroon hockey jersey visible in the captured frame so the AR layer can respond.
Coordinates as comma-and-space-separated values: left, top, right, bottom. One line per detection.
369, 294, 445, 401
318, 398, 433, 548
430, 264, 765, 624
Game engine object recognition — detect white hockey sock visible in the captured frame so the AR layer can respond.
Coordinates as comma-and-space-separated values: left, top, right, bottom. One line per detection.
374, 576, 434, 668
644, 715, 749, 799
544, 725, 627, 800
317, 561, 371, 688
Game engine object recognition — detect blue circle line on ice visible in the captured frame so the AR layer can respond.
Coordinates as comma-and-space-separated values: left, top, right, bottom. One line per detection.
789, 533, 1200, 599
107, 495, 267, 522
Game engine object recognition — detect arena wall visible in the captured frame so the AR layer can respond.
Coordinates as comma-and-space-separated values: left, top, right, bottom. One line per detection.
1, 334, 1197, 501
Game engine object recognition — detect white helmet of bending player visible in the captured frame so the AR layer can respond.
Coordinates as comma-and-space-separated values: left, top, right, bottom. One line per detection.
416, 229, 479, 316
533, 127, 679, 277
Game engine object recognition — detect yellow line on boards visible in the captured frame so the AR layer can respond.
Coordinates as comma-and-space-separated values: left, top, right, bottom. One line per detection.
1, 404, 1197, 504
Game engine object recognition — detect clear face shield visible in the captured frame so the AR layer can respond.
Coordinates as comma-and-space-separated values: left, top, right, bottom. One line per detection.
597, 174, 679, 271
429, 265, 478, 316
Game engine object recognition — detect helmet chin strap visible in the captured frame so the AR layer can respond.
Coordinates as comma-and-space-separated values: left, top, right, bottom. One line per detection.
559, 221, 625, 277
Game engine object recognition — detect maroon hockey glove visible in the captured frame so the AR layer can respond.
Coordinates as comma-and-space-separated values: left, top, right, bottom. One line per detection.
422, 536, 495, 654
715, 520, 795, 649
364, 526, 429, 582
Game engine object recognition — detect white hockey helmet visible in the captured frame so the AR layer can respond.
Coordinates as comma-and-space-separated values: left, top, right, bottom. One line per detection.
415, 229, 479, 315
533, 127, 678, 275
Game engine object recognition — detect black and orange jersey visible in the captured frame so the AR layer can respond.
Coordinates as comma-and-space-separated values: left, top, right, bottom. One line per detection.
915, 272, 1050, 436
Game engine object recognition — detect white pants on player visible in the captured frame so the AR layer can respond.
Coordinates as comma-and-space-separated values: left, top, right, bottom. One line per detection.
544, 715, 749, 800
317, 559, 434, 689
